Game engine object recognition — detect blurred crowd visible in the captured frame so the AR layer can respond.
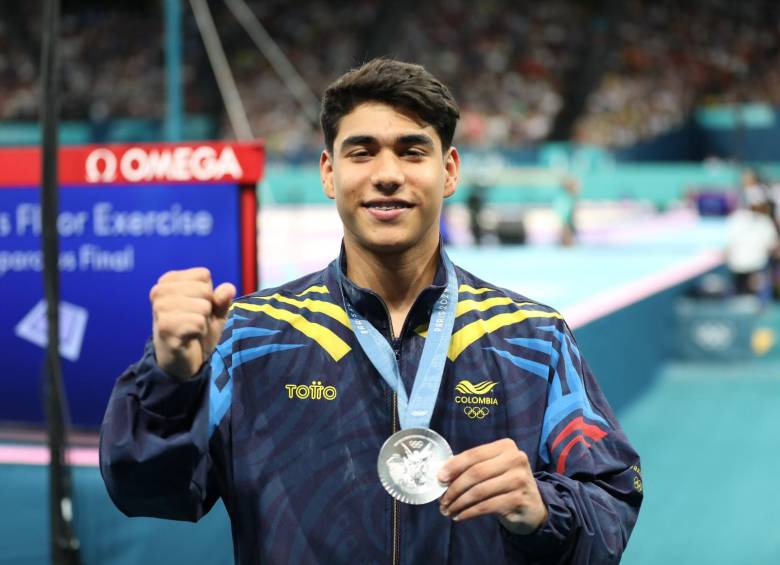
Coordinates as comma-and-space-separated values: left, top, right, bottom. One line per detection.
209, 0, 583, 152
0, 0, 778, 151
0, 4, 212, 124
575, 0, 780, 147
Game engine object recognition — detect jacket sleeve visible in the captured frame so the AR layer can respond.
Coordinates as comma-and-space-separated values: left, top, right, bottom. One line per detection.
503, 319, 643, 564
99, 331, 232, 522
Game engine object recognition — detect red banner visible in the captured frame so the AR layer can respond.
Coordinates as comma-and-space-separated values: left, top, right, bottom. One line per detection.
0, 141, 265, 187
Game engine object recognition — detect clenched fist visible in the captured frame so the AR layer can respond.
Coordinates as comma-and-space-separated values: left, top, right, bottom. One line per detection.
150, 267, 236, 380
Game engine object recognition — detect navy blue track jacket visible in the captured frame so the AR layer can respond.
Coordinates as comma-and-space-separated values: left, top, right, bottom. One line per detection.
100, 251, 642, 564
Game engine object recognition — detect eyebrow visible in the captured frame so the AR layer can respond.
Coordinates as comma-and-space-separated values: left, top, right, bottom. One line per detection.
341, 135, 376, 150
340, 133, 435, 152
396, 134, 434, 148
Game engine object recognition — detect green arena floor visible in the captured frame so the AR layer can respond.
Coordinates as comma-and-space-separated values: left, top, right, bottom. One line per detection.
619, 325, 780, 564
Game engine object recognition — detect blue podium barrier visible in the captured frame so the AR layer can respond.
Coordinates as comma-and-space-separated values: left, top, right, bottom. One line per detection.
676, 296, 761, 360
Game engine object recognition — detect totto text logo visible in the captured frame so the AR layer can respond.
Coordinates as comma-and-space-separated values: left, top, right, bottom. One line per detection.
285, 381, 337, 401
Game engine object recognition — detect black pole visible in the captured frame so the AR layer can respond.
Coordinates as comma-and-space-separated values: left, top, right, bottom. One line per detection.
40, 0, 81, 563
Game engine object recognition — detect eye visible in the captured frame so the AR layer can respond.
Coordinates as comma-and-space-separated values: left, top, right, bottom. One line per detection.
403, 148, 426, 159
348, 149, 371, 160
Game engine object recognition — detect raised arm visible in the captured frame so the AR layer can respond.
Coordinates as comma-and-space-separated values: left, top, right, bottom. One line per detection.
100, 268, 236, 521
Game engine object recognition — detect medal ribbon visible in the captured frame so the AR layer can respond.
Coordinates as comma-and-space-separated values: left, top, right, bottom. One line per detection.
339, 250, 458, 429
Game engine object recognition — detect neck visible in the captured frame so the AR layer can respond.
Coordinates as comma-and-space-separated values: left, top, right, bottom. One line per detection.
344, 239, 440, 335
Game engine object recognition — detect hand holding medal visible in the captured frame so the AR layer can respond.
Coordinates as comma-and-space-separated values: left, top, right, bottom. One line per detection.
436, 438, 548, 534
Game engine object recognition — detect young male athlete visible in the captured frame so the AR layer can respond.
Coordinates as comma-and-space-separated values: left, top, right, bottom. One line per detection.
101, 59, 642, 564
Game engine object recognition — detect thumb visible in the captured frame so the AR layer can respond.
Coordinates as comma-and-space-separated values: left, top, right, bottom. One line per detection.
212, 282, 237, 320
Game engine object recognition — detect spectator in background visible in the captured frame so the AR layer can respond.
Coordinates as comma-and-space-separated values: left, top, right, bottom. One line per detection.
761, 175, 780, 298
740, 169, 767, 206
466, 181, 489, 245
726, 189, 778, 302
738, 169, 780, 297
554, 176, 580, 247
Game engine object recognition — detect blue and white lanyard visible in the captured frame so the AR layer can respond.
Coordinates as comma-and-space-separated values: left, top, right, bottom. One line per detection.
339, 252, 458, 429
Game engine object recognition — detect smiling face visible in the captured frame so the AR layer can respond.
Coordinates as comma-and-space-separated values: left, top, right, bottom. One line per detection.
321, 102, 459, 258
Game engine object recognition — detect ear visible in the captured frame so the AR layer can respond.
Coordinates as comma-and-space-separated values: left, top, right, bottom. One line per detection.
320, 150, 335, 200
443, 146, 460, 199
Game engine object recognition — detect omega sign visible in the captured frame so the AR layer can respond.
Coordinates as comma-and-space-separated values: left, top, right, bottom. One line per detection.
85, 145, 244, 183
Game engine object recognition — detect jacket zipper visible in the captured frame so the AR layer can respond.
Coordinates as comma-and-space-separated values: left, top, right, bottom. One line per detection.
392, 338, 402, 565
391, 391, 400, 565
380, 285, 434, 565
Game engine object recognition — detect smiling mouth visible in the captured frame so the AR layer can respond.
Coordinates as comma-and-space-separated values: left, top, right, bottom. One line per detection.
364, 201, 413, 211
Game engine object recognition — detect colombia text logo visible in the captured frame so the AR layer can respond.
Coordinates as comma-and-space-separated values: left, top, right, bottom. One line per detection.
454, 380, 499, 406
455, 380, 499, 420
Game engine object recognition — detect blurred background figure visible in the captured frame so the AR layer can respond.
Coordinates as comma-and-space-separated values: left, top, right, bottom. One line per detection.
726, 187, 778, 301
465, 181, 488, 246
554, 175, 580, 246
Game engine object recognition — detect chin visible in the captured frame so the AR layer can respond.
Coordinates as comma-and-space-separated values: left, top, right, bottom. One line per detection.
363, 238, 414, 255
346, 223, 439, 256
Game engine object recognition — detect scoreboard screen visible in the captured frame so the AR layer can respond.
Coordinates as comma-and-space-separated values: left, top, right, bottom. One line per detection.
0, 142, 263, 428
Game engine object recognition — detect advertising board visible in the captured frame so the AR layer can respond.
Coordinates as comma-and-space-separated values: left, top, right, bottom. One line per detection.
0, 141, 263, 427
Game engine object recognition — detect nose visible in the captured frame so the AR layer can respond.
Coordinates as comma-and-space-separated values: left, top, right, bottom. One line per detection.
370, 150, 404, 193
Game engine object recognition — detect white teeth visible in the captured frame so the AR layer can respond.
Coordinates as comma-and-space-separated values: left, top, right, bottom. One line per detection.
369, 203, 407, 210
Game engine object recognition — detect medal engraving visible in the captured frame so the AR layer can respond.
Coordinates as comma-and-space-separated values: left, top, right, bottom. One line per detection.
378, 428, 452, 505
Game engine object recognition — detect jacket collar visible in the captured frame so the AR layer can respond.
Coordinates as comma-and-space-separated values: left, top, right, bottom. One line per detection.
329, 242, 449, 340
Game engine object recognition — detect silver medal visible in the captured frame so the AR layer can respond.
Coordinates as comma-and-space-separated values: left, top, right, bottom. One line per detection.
377, 428, 452, 505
